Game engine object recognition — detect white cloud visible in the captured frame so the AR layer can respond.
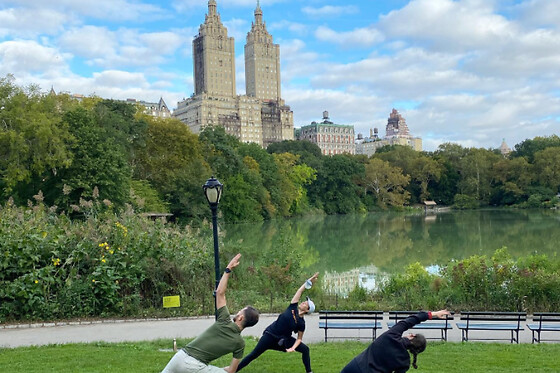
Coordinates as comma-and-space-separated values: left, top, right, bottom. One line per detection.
269, 20, 309, 35
58, 26, 188, 69
59, 26, 118, 59
302, 5, 359, 17
314, 25, 384, 48
0, 7, 72, 38
378, 0, 514, 51
513, 0, 560, 28
0, 40, 70, 77
3, 0, 166, 22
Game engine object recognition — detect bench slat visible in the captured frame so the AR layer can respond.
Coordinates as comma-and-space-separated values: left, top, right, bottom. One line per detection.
457, 323, 523, 330
319, 322, 382, 329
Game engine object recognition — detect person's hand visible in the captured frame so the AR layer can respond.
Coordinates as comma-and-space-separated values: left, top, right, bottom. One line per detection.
309, 272, 319, 284
227, 253, 241, 271
286, 347, 296, 353
222, 367, 230, 373
432, 310, 451, 319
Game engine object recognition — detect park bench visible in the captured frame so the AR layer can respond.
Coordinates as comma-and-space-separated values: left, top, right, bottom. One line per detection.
527, 312, 560, 343
318, 310, 383, 342
456, 311, 526, 343
387, 311, 454, 341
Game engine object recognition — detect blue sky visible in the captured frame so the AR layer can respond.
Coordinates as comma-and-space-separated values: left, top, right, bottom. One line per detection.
1, 0, 559, 151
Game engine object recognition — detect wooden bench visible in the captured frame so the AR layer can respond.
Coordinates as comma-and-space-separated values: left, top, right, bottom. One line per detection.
527, 313, 560, 343
387, 311, 454, 341
318, 311, 383, 342
456, 311, 526, 343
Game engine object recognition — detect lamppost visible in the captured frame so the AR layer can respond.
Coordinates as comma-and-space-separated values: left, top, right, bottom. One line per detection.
203, 176, 223, 319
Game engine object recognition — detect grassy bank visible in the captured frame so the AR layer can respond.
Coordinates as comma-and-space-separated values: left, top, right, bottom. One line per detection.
1, 339, 559, 372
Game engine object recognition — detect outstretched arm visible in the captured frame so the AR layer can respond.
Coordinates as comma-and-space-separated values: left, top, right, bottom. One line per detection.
216, 253, 241, 309
389, 309, 450, 336
431, 309, 451, 319
290, 272, 319, 304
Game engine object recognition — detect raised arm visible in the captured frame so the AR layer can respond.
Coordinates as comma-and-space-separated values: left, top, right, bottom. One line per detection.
216, 253, 241, 309
389, 309, 450, 336
290, 272, 319, 304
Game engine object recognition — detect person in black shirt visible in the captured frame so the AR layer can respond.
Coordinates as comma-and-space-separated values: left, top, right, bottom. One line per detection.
235, 273, 319, 373
341, 310, 450, 373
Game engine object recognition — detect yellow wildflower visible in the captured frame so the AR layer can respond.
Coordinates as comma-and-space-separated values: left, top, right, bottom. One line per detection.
34, 280, 39, 284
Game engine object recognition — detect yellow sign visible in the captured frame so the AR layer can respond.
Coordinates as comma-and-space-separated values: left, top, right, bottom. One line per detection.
163, 295, 180, 308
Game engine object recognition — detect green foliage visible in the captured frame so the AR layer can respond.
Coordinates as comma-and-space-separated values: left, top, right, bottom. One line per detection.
453, 194, 479, 209
309, 155, 365, 214
374, 248, 560, 312
511, 135, 560, 162
363, 158, 410, 208
0, 76, 74, 200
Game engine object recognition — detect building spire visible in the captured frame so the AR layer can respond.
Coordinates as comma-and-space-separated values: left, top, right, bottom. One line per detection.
254, 0, 263, 25
208, 0, 217, 17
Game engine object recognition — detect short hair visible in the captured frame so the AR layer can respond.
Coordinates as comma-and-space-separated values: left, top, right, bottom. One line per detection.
242, 306, 259, 328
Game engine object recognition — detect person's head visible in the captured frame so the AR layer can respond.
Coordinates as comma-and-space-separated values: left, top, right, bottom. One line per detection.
405, 333, 426, 369
233, 306, 260, 328
298, 296, 315, 315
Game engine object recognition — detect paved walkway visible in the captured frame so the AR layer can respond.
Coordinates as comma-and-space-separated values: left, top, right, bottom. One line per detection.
0, 313, 543, 348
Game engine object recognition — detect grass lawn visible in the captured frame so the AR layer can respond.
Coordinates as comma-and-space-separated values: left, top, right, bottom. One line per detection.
1, 338, 559, 372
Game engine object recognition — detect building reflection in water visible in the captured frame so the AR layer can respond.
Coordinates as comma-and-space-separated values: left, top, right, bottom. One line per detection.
323, 264, 441, 296
323, 265, 385, 297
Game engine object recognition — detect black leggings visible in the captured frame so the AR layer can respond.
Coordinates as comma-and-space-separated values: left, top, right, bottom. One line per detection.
236, 332, 312, 372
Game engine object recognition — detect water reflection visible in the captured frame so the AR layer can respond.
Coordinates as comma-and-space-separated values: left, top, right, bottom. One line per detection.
223, 210, 560, 291
323, 265, 382, 296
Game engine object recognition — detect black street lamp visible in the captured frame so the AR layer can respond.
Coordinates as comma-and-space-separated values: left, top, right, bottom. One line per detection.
202, 176, 223, 319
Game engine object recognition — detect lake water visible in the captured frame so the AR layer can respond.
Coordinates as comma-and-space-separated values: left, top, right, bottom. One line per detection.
223, 209, 560, 295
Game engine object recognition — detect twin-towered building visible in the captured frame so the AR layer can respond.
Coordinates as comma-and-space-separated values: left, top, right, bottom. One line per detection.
172, 0, 294, 147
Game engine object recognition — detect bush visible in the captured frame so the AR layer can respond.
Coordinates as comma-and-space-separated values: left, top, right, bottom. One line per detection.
453, 194, 479, 209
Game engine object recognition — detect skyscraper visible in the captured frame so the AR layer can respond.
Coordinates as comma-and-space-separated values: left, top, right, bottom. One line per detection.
173, 0, 294, 147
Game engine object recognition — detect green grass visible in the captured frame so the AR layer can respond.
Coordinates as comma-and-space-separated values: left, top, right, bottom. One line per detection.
1, 339, 559, 372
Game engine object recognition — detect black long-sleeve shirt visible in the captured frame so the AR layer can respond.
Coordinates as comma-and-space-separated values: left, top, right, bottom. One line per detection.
346, 311, 430, 373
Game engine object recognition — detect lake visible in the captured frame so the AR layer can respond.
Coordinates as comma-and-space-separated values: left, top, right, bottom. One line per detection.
223, 209, 560, 295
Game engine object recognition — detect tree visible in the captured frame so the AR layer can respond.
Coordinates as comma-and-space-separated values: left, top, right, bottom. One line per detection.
533, 147, 560, 194
309, 155, 365, 214
364, 158, 410, 208
457, 148, 501, 204
511, 135, 560, 163
0, 76, 74, 201
50, 106, 131, 209
267, 139, 323, 172
272, 152, 316, 216
410, 156, 442, 202
491, 157, 533, 205
133, 116, 210, 220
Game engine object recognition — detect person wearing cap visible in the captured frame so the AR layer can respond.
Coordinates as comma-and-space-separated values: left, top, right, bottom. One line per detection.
235, 272, 319, 373
340, 309, 451, 373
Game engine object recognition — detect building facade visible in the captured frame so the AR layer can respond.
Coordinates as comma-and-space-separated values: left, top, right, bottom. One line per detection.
297, 111, 355, 156
356, 109, 422, 156
173, 0, 294, 147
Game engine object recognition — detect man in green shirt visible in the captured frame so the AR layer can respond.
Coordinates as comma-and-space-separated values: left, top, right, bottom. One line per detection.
162, 254, 260, 373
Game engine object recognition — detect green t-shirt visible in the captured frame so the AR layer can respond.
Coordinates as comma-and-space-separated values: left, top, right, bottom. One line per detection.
184, 306, 245, 364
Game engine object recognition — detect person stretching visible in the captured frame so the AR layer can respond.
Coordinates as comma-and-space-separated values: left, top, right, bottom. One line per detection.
340, 309, 450, 373
162, 254, 260, 373
235, 272, 319, 373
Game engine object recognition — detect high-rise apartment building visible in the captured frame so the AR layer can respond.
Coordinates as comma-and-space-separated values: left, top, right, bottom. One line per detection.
173, 0, 294, 147
355, 109, 422, 156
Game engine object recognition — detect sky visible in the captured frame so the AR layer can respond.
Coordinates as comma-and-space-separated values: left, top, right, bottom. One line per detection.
1, 0, 559, 151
